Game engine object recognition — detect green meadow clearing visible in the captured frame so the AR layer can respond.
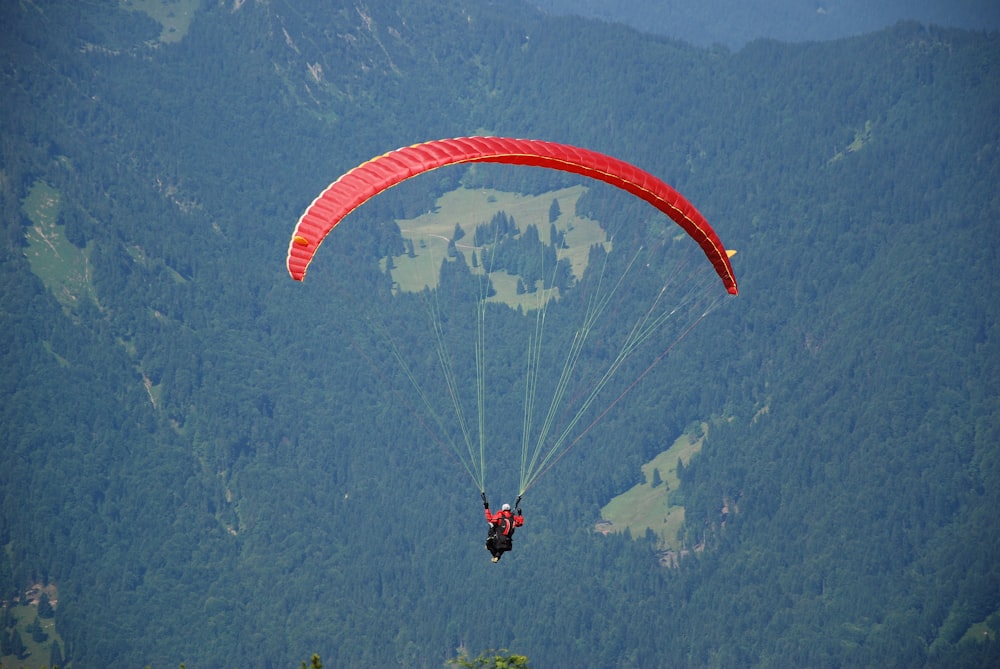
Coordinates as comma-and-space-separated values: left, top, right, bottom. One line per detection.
387, 185, 610, 310
22, 180, 96, 311
0, 595, 64, 669
121, 0, 199, 43
598, 423, 708, 551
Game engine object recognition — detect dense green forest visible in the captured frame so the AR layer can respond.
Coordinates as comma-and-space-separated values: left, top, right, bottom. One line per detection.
1, 1, 998, 667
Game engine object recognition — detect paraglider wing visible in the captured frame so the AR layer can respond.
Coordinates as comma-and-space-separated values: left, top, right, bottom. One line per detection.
287, 137, 738, 295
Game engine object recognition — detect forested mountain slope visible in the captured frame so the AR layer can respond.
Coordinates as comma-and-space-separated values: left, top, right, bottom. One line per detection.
1, 1, 998, 667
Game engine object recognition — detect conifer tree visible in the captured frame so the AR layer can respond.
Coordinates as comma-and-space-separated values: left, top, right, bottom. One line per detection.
37, 593, 54, 618
28, 615, 48, 643
9, 627, 26, 659
50, 639, 64, 669
548, 198, 561, 223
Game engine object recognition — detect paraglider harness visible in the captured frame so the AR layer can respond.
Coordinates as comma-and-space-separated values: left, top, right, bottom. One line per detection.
484, 493, 521, 553
489, 512, 516, 549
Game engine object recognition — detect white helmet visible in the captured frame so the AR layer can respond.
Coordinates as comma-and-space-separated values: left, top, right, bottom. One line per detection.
502, 503, 511, 511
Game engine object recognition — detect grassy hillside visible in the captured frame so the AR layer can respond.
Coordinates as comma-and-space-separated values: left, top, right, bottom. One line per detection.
598, 422, 708, 553
21, 180, 95, 311
388, 184, 607, 308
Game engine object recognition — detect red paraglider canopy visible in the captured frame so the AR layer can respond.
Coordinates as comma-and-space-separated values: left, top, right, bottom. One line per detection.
288, 136, 737, 295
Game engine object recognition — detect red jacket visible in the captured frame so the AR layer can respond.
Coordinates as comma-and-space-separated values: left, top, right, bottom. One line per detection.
485, 508, 524, 536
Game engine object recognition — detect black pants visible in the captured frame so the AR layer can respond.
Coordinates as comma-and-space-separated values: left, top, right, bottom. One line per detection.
486, 530, 513, 558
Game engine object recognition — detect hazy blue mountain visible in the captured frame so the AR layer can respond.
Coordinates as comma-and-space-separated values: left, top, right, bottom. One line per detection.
531, 0, 1000, 47
1, 1, 998, 667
